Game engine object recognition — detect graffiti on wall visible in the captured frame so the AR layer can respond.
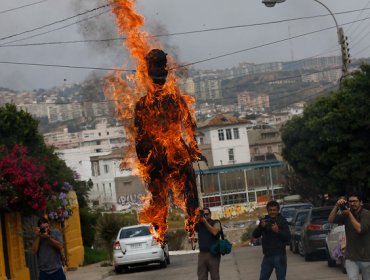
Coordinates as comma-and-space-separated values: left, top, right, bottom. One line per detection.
118, 193, 144, 206
223, 203, 257, 218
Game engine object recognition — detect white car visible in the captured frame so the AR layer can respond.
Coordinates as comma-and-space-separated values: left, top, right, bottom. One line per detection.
113, 224, 170, 273
325, 224, 346, 273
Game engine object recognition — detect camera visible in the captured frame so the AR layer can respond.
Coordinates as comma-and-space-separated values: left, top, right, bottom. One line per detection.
261, 216, 275, 230
40, 227, 48, 234
199, 210, 204, 218
338, 202, 349, 211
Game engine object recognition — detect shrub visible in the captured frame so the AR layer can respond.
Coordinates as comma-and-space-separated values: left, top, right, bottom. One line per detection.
83, 246, 108, 265
166, 230, 186, 250
241, 224, 257, 242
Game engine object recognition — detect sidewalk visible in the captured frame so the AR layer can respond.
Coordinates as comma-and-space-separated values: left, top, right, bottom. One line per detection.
64, 250, 198, 280
65, 262, 113, 280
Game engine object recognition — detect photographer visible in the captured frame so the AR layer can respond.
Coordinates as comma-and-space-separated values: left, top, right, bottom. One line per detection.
252, 200, 291, 280
195, 207, 221, 280
328, 193, 370, 280
31, 217, 66, 280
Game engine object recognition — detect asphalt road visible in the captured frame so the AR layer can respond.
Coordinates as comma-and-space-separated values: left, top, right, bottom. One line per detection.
105, 246, 347, 280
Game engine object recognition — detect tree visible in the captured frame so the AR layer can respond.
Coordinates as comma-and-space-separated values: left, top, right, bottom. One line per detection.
0, 104, 91, 208
281, 64, 370, 200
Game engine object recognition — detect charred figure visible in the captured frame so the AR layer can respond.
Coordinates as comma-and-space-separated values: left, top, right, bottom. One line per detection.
134, 49, 203, 243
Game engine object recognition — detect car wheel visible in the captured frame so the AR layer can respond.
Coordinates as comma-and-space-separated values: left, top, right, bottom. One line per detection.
160, 259, 167, 268
304, 252, 313, 262
114, 266, 122, 274
298, 241, 305, 256
292, 241, 298, 254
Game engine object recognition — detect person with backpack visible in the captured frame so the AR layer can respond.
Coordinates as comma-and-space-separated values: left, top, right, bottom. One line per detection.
195, 207, 221, 280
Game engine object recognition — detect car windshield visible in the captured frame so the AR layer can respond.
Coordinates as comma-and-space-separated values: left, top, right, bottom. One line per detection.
311, 209, 331, 224
120, 226, 151, 239
281, 208, 297, 219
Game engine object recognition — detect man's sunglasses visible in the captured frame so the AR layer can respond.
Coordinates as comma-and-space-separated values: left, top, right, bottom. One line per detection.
203, 213, 210, 216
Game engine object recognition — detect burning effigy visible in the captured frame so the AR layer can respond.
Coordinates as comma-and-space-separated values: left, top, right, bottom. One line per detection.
105, 0, 202, 244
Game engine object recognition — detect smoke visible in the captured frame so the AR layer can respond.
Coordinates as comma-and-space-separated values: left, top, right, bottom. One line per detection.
69, 0, 181, 69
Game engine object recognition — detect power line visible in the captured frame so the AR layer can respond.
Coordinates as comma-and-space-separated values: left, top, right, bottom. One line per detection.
0, 17, 367, 73
0, 3, 110, 42
2, 7, 370, 48
0, 0, 49, 15
0, 61, 134, 72
1, 9, 111, 46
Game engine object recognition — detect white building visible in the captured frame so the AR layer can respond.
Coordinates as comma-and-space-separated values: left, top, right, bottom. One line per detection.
196, 114, 251, 167
47, 121, 126, 181
89, 148, 145, 210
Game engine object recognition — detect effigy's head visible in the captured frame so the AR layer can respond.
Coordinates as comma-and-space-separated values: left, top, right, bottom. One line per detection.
146, 49, 168, 85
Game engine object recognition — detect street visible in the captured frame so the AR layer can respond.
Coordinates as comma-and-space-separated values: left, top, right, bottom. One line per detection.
105, 246, 346, 280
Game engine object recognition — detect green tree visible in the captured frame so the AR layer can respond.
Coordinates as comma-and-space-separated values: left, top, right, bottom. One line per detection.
281, 64, 370, 200
0, 104, 92, 207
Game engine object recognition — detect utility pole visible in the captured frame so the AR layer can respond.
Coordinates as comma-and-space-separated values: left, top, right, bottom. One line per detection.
338, 27, 350, 78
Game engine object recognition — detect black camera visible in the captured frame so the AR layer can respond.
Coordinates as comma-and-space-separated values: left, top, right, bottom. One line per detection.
199, 210, 204, 218
261, 216, 275, 230
338, 202, 349, 211
40, 227, 47, 234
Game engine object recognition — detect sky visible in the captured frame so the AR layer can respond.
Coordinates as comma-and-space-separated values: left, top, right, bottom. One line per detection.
0, 0, 370, 91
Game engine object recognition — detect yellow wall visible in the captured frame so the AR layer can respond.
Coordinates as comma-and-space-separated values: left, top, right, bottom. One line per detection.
0, 217, 7, 280
64, 191, 84, 268
4, 213, 29, 280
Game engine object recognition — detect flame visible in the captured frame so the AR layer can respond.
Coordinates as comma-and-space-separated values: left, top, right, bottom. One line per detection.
106, 0, 201, 244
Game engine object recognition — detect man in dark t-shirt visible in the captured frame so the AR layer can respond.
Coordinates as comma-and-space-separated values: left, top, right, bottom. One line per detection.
195, 207, 221, 280
328, 193, 370, 280
31, 217, 65, 280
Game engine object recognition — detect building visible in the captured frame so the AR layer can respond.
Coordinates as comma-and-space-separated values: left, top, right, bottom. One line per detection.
238, 91, 270, 112
46, 121, 126, 181
196, 114, 251, 167
89, 148, 145, 210
248, 126, 283, 162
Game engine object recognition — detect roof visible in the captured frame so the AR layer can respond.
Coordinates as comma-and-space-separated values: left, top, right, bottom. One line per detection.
197, 114, 250, 129
90, 146, 128, 161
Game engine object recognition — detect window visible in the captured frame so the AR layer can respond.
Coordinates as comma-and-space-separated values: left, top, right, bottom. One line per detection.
233, 128, 240, 139
226, 129, 232, 140
267, 146, 272, 153
92, 162, 100, 176
218, 129, 225, 141
98, 132, 101, 136
199, 137, 204, 145
228, 148, 235, 161
104, 164, 109, 173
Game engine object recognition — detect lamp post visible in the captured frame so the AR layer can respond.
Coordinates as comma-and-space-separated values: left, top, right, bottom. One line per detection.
262, 0, 350, 77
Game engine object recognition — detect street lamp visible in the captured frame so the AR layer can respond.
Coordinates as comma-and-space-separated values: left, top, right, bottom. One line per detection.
262, 0, 350, 77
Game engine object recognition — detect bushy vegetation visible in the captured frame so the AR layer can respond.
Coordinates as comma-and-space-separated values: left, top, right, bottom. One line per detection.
83, 246, 108, 265
241, 224, 257, 242
166, 229, 187, 250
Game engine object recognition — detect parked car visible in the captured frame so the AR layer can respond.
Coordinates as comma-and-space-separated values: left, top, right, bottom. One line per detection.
289, 209, 310, 254
326, 224, 346, 273
280, 202, 313, 223
113, 224, 170, 273
299, 206, 333, 261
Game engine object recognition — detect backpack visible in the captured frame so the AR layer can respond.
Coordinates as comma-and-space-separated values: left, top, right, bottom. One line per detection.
209, 220, 232, 256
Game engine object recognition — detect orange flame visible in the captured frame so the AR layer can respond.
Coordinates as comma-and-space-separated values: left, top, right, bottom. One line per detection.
106, 0, 201, 244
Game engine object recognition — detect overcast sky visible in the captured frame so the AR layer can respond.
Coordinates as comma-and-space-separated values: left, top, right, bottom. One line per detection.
0, 0, 370, 91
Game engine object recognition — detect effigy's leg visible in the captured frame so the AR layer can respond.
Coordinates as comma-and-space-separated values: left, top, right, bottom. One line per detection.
139, 177, 169, 244
184, 164, 200, 239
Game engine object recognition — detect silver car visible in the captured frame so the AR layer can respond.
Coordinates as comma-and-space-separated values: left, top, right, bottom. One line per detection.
113, 224, 170, 273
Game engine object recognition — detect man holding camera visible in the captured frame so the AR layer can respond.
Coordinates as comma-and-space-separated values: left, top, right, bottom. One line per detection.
328, 193, 370, 280
195, 207, 221, 280
31, 217, 66, 280
253, 200, 291, 280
